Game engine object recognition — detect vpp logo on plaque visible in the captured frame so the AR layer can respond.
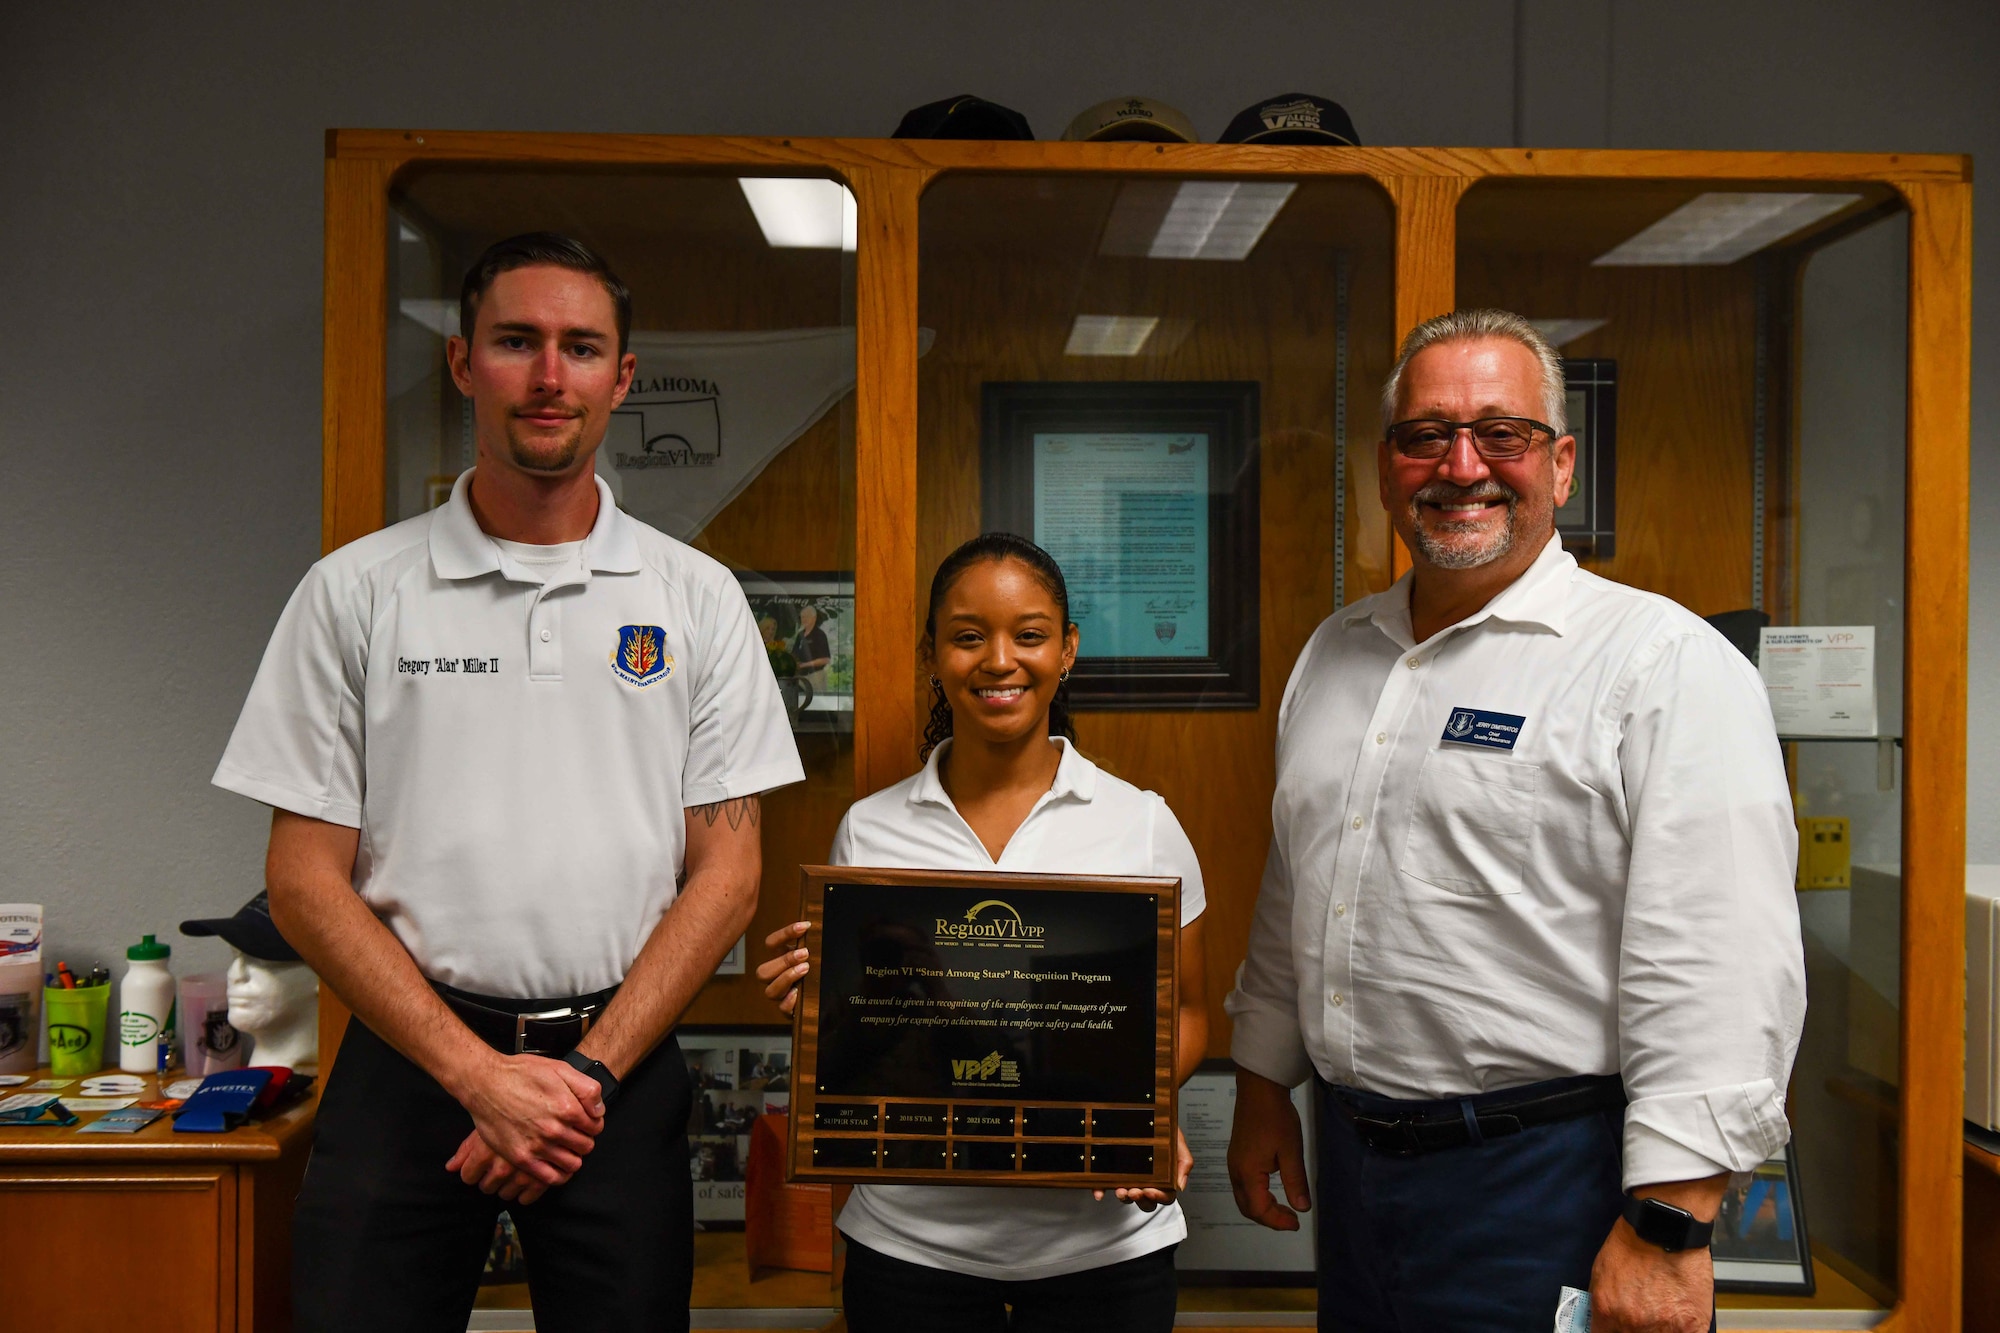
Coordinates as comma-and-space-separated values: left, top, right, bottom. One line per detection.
933, 900, 1046, 949
950, 1049, 1020, 1088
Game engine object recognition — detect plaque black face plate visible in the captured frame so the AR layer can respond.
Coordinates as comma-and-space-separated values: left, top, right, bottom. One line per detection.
885, 1103, 948, 1134
1092, 1109, 1155, 1140
1090, 1144, 1155, 1174
953, 1141, 1019, 1171
952, 1105, 1016, 1137
814, 1103, 880, 1132
1022, 1107, 1087, 1137
1023, 1141, 1087, 1172
813, 1138, 878, 1169
883, 1139, 949, 1171
814, 883, 1157, 1103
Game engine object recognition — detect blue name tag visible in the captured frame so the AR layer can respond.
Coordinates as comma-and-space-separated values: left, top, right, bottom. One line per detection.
1440, 707, 1526, 751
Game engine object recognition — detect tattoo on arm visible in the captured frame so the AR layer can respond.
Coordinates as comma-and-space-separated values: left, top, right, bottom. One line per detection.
689, 796, 761, 831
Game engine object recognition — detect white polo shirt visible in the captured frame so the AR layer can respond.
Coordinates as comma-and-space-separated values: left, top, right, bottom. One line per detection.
214, 470, 804, 998
1226, 535, 1805, 1188
829, 737, 1207, 1280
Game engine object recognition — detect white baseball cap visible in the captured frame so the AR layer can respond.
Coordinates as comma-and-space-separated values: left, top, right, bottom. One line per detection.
1062, 96, 1199, 144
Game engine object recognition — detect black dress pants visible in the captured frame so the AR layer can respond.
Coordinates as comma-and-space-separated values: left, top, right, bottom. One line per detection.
840, 1236, 1179, 1333
292, 1019, 694, 1333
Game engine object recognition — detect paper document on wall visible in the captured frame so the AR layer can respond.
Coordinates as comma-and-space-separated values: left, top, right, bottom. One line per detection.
1757, 626, 1877, 737
1174, 1069, 1316, 1275
598, 327, 934, 541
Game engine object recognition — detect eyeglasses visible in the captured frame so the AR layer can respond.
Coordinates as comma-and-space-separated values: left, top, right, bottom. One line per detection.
1386, 417, 1558, 460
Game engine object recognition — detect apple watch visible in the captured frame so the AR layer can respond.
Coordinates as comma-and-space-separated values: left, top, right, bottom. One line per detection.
1621, 1193, 1715, 1252
561, 1050, 621, 1109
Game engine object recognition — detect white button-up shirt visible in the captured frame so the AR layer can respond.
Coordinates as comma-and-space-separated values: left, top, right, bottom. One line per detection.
214, 470, 803, 998
1226, 536, 1805, 1188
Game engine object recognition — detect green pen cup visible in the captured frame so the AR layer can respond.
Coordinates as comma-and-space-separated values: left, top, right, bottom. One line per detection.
45, 983, 109, 1076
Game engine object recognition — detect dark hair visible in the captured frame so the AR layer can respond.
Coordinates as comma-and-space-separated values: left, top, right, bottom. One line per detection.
459, 232, 632, 355
921, 533, 1078, 759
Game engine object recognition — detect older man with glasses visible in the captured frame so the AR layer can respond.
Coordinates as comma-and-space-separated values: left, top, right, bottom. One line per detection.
1225, 309, 1805, 1332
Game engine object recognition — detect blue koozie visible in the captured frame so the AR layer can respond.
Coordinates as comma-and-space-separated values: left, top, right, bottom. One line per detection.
173, 1068, 273, 1133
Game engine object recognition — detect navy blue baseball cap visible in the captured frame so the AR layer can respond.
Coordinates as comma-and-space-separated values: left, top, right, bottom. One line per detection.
894, 95, 1035, 141
180, 891, 302, 963
1220, 93, 1360, 146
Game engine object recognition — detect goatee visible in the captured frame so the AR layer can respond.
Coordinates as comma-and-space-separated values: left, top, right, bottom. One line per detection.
1408, 479, 1519, 570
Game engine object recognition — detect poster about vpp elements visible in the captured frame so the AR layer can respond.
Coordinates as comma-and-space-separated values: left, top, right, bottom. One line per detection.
683, 1032, 792, 1228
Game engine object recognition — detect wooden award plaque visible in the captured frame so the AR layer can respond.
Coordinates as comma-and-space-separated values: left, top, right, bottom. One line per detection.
788, 866, 1179, 1190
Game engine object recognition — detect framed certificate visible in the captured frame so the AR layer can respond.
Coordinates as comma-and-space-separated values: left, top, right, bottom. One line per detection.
981, 381, 1260, 709
1556, 358, 1617, 556
788, 865, 1179, 1189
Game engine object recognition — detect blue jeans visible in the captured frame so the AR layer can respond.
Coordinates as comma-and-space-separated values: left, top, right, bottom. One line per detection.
1314, 1077, 1626, 1333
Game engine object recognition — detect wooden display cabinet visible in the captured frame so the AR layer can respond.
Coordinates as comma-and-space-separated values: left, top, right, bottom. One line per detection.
320, 130, 1970, 1330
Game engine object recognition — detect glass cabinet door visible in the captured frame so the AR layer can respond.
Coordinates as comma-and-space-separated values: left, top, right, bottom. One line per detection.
1456, 178, 1910, 1310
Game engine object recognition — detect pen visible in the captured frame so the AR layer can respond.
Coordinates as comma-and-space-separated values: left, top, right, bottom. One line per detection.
89, 966, 109, 987
56, 962, 77, 990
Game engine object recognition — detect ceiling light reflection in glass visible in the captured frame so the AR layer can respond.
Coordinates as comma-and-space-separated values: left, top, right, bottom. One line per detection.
1064, 315, 1161, 357
1099, 180, 1297, 261
738, 178, 858, 251
1594, 193, 1860, 266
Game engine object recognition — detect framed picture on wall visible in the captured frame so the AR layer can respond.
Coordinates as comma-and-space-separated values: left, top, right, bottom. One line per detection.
1557, 359, 1617, 556
1712, 1143, 1815, 1295
734, 570, 854, 734
980, 381, 1261, 710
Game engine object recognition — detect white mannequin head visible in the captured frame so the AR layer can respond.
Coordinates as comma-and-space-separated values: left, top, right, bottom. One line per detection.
225, 948, 318, 1070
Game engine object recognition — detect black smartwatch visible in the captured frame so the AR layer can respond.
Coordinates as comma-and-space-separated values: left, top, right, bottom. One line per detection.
1621, 1193, 1715, 1253
561, 1050, 621, 1109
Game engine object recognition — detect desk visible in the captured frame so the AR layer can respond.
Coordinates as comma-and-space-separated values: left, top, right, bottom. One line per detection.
1967, 1135, 2000, 1333
0, 1068, 316, 1332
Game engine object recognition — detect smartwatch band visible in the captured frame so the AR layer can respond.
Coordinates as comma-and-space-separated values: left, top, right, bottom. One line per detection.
1621, 1193, 1715, 1252
561, 1050, 620, 1109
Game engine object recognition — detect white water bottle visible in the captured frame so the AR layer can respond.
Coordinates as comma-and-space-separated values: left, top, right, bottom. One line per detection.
118, 935, 176, 1073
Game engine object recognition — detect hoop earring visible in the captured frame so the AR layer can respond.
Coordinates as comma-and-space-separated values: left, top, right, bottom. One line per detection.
929, 675, 941, 688
1058, 669, 1070, 684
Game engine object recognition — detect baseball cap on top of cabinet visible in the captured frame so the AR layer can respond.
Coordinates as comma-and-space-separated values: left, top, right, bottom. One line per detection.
180, 891, 302, 963
1062, 96, 1199, 143
1219, 93, 1360, 146
893, 95, 1035, 140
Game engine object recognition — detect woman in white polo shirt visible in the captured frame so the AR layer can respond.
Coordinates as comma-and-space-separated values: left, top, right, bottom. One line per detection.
758, 532, 1209, 1333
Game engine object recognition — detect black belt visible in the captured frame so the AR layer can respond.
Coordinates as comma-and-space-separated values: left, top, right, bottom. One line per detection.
433, 981, 619, 1056
1330, 1074, 1626, 1158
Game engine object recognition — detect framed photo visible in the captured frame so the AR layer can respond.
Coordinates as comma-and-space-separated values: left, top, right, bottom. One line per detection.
789, 865, 1179, 1189
681, 1026, 795, 1230
1174, 1060, 1317, 1286
981, 382, 1260, 710
1712, 1143, 1815, 1295
1557, 359, 1617, 557
734, 570, 854, 734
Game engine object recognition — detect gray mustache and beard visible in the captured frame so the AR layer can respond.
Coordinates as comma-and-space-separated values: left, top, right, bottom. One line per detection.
1407, 478, 1522, 570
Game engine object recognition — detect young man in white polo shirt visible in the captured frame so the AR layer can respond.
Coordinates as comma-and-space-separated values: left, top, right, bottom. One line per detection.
215, 233, 803, 1332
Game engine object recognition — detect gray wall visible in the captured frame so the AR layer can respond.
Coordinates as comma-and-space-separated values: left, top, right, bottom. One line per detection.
3, 1, 1995, 990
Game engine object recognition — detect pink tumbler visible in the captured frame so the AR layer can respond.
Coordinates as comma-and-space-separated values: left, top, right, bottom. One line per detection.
177, 973, 244, 1077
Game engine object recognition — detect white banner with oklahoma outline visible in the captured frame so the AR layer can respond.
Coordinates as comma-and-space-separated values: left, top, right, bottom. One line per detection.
597, 327, 933, 542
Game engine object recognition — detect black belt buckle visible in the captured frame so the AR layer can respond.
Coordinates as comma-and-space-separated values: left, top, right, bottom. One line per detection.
1354, 1114, 1427, 1158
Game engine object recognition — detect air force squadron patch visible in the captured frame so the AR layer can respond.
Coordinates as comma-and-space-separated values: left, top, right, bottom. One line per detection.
1441, 707, 1525, 752
611, 625, 674, 687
